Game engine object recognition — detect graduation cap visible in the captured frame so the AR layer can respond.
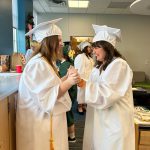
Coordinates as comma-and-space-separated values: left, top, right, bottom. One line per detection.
92, 24, 121, 47
25, 18, 62, 42
77, 41, 91, 51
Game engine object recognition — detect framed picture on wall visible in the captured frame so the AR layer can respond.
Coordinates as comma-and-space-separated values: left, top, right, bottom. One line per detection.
73, 36, 93, 43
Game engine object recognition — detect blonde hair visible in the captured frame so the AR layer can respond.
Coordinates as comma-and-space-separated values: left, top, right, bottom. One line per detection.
30, 40, 40, 51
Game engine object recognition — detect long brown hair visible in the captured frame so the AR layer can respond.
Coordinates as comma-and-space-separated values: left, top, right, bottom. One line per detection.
32, 35, 62, 73
92, 40, 124, 73
81, 46, 92, 58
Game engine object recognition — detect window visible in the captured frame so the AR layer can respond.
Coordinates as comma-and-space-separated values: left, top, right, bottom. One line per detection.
12, 0, 18, 52
13, 28, 17, 52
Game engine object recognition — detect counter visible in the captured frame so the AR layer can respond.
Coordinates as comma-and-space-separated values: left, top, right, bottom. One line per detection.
0, 73, 20, 150
0, 73, 21, 100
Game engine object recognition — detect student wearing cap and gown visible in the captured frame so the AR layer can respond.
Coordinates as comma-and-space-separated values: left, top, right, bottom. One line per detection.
82, 25, 135, 150
16, 18, 80, 150
58, 46, 77, 142
74, 42, 94, 114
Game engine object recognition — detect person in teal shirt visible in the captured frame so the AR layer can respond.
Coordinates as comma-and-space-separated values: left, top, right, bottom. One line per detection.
59, 44, 77, 143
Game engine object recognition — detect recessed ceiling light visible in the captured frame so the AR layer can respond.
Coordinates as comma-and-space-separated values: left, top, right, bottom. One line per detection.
68, 0, 89, 8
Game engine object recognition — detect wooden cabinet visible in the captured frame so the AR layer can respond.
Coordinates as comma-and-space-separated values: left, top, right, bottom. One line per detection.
0, 93, 17, 150
8, 93, 17, 150
135, 123, 150, 150
0, 98, 9, 150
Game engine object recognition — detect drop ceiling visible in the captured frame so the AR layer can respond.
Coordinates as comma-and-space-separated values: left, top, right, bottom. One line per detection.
33, 0, 137, 15
130, 0, 150, 15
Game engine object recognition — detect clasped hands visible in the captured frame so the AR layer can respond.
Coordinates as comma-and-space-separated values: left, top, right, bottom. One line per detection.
67, 66, 86, 88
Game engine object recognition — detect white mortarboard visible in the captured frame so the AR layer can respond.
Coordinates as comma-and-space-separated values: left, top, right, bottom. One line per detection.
92, 24, 121, 47
25, 18, 62, 42
77, 41, 91, 51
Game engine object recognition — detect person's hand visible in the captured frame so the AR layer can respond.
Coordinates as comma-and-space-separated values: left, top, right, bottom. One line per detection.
62, 66, 78, 82
68, 65, 78, 75
67, 71, 80, 86
77, 79, 86, 88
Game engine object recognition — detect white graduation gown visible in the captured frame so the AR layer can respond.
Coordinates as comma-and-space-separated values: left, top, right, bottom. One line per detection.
25, 49, 33, 63
74, 53, 94, 104
83, 58, 135, 150
16, 53, 71, 150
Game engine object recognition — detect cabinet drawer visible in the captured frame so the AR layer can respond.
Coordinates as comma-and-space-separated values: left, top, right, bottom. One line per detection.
139, 130, 150, 145
139, 145, 150, 150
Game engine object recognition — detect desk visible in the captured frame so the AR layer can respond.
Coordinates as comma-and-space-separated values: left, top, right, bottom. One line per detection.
135, 119, 150, 150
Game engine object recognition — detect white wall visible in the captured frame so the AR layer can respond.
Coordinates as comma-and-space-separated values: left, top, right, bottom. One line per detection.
33, 9, 38, 26
37, 13, 150, 79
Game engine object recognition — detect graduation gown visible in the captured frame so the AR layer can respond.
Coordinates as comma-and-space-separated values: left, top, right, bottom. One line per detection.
83, 58, 135, 150
16, 53, 71, 150
59, 60, 77, 127
74, 53, 94, 104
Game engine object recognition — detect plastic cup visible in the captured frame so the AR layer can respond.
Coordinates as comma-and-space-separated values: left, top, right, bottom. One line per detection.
16, 65, 22, 73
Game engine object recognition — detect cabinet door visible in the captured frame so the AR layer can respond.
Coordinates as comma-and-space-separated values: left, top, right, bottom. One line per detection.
135, 123, 139, 150
139, 145, 150, 150
0, 98, 9, 150
8, 93, 17, 150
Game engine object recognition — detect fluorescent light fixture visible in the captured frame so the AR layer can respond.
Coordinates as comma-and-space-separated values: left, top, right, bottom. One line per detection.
130, 0, 141, 8
68, 0, 89, 8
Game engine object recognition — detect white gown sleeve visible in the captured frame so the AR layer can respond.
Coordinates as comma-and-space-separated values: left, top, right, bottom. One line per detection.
74, 54, 85, 78
85, 58, 133, 109
20, 58, 60, 113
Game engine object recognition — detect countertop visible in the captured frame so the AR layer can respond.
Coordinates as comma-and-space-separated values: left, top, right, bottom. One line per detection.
0, 73, 21, 100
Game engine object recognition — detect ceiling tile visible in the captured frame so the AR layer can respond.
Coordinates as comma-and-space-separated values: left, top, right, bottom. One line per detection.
68, 8, 87, 14
33, 0, 145, 15
50, 7, 68, 13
